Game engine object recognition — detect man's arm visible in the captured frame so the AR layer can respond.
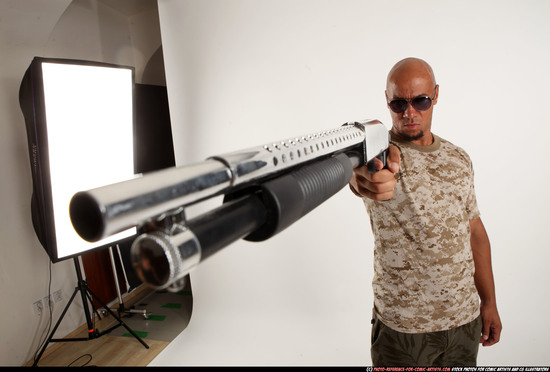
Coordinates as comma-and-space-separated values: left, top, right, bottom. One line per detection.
470, 217, 502, 346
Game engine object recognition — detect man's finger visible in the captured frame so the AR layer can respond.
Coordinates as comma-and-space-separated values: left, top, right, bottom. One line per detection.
373, 157, 384, 171
482, 325, 501, 347
480, 318, 490, 344
386, 144, 401, 173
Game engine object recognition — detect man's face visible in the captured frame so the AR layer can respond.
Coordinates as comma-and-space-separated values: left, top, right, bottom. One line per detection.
386, 75, 438, 146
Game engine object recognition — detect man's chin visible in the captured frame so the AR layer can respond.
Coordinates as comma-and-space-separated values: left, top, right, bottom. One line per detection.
401, 130, 424, 142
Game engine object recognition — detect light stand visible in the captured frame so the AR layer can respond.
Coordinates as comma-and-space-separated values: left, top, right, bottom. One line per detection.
109, 245, 151, 319
32, 257, 149, 366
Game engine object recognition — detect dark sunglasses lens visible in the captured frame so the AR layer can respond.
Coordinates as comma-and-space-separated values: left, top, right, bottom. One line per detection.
389, 99, 408, 113
411, 97, 432, 111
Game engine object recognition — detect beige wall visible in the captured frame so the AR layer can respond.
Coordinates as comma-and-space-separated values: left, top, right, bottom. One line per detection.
0, 0, 163, 365
153, 0, 550, 366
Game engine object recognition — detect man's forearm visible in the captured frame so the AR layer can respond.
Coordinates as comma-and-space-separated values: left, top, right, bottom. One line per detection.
470, 217, 496, 304
470, 217, 502, 345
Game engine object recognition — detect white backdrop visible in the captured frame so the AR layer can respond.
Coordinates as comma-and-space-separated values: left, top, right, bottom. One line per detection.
151, 0, 550, 366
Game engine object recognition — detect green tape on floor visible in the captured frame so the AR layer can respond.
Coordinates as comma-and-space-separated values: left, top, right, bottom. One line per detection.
176, 290, 192, 296
161, 303, 182, 309
148, 314, 166, 321
122, 330, 148, 338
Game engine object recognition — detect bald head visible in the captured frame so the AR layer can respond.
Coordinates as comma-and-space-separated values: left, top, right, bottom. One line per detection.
386, 58, 436, 91
385, 58, 439, 146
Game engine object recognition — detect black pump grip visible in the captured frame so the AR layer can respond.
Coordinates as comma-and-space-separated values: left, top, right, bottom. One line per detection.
245, 153, 354, 242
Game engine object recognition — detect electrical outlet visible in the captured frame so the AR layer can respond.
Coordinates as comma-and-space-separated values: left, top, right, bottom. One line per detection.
53, 290, 63, 303
33, 300, 42, 315
42, 296, 51, 309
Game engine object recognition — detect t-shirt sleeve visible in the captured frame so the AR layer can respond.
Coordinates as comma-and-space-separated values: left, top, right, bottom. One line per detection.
466, 158, 480, 221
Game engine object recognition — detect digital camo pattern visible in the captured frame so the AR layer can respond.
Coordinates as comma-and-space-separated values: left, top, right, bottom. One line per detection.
363, 132, 480, 333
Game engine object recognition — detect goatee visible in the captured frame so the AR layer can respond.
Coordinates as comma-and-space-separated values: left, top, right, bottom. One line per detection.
401, 130, 424, 142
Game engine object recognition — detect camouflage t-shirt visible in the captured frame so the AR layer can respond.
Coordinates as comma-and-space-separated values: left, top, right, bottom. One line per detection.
363, 131, 480, 333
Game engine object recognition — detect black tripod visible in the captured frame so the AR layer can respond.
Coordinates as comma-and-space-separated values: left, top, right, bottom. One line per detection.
32, 257, 149, 366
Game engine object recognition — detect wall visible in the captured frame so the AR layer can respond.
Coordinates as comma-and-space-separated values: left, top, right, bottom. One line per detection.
0, 0, 162, 366
151, 0, 550, 366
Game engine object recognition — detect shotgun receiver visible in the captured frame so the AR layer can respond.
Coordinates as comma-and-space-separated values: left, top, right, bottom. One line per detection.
69, 119, 389, 291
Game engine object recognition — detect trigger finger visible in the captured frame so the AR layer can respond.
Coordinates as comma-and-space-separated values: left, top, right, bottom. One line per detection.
373, 157, 384, 171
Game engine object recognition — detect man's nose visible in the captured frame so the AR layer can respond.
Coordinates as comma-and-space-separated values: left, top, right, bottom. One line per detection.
402, 102, 418, 118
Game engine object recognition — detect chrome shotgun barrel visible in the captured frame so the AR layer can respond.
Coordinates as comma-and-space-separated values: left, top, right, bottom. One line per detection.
69, 120, 388, 244
69, 159, 232, 242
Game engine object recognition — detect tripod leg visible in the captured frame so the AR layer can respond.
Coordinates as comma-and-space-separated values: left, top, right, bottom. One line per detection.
116, 245, 133, 293
32, 257, 147, 366
84, 290, 102, 321
108, 246, 151, 318
32, 286, 81, 366
108, 246, 126, 315
76, 263, 98, 336
85, 285, 149, 349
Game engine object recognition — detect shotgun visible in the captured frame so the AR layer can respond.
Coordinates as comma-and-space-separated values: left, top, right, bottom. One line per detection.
69, 119, 389, 291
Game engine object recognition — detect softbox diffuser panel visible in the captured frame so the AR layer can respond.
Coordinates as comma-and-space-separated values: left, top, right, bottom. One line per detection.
20, 57, 137, 262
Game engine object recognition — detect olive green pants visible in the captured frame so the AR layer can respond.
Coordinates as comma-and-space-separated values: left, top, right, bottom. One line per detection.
371, 315, 482, 367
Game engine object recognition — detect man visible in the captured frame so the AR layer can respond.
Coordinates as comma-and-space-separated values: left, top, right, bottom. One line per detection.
350, 58, 501, 366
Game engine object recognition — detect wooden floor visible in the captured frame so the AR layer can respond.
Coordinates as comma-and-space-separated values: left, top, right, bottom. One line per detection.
26, 285, 169, 367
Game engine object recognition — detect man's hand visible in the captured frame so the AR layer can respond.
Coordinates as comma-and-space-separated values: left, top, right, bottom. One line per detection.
349, 144, 401, 200
480, 302, 502, 346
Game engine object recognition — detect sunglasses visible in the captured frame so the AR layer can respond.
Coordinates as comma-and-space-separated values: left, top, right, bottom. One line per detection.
388, 86, 438, 114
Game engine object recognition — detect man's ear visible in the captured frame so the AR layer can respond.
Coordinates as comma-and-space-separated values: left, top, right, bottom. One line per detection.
433, 84, 439, 105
